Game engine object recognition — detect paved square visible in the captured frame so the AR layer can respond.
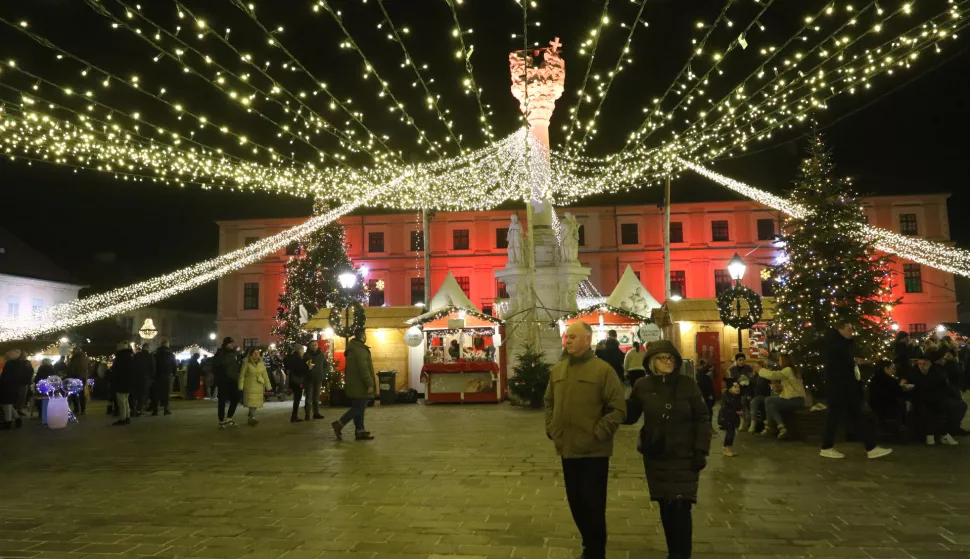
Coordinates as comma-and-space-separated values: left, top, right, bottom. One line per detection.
1, 399, 969, 559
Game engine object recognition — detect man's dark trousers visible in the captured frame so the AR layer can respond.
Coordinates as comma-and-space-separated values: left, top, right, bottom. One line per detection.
561, 457, 609, 559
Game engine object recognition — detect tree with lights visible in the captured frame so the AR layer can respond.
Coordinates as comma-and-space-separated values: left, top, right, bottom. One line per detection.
273, 201, 363, 347
771, 131, 898, 398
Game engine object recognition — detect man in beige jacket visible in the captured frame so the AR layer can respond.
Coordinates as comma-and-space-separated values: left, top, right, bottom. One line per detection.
544, 321, 626, 559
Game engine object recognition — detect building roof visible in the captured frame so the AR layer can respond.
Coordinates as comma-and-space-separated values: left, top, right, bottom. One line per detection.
429, 272, 479, 312
653, 297, 777, 324
0, 227, 84, 286
606, 265, 662, 313
305, 305, 422, 330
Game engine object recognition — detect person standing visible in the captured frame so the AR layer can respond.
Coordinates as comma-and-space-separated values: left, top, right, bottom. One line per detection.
111, 342, 135, 426
599, 329, 626, 384
332, 328, 377, 441
819, 320, 892, 459
186, 352, 202, 400
52, 355, 68, 377
132, 343, 155, 417
151, 341, 177, 416
0, 349, 29, 429
305, 343, 327, 421
284, 345, 309, 423
67, 346, 90, 416
718, 381, 743, 457
625, 340, 711, 559
624, 341, 647, 386
912, 350, 967, 445
238, 348, 272, 426
543, 321, 626, 559
212, 337, 241, 428
695, 359, 716, 422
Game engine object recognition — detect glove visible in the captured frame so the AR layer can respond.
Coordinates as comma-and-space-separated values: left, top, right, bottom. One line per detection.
690, 452, 707, 473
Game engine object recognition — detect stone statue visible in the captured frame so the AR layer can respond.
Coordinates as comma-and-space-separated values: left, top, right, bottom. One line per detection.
559, 212, 580, 263
507, 214, 524, 266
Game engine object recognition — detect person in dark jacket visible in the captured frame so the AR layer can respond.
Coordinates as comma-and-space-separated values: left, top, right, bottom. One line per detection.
212, 337, 241, 428
893, 331, 912, 375
625, 340, 711, 559
912, 350, 966, 445
32, 358, 54, 417
943, 349, 963, 395
695, 360, 716, 422
110, 342, 136, 426
284, 345, 310, 423
67, 347, 90, 415
0, 349, 29, 429
718, 381, 743, 457
52, 355, 68, 377
596, 330, 626, 384
820, 321, 892, 459
132, 343, 155, 416
867, 360, 912, 440
726, 353, 755, 430
186, 353, 202, 400
305, 344, 327, 421
151, 341, 177, 416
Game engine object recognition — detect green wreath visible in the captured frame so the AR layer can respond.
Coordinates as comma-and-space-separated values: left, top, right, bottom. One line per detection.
329, 299, 366, 338
717, 284, 763, 330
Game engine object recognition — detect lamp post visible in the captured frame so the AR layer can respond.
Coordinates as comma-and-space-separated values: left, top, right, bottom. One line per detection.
337, 271, 358, 346
727, 253, 747, 354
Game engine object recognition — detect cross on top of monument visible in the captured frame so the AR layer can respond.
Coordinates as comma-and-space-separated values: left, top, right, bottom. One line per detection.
549, 37, 562, 54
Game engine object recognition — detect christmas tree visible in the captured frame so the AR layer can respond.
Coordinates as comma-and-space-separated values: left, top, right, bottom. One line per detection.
508, 343, 552, 408
273, 200, 364, 347
771, 130, 898, 397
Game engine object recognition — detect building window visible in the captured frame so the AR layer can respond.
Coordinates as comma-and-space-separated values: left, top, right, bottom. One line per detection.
578, 225, 586, 247
6, 296, 19, 318
243, 283, 260, 310
496, 228, 509, 249
243, 338, 260, 349
285, 241, 301, 256
910, 323, 927, 334
410, 231, 424, 252
368, 232, 385, 253
761, 278, 776, 297
670, 222, 684, 243
453, 229, 470, 250
410, 277, 425, 306
757, 219, 776, 241
620, 223, 639, 245
711, 220, 730, 242
121, 316, 134, 333
714, 269, 733, 296
456, 276, 471, 297
368, 279, 385, 306
482, 302, 494, 316
31, 298, 44, 314
670, 271, 686, 299
903, 263, 922, 293
900, 213, 918, 236
496, 281, 509, 299
244, 236, 260, 247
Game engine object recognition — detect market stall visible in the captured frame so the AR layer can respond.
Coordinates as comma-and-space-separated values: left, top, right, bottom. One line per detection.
406, 272, 506, 403
555, 266, 660, 348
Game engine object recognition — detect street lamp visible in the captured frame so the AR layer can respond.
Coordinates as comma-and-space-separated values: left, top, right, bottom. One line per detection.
727, 253, 746, 354
338, 272, 358, 290
209, 332, 216, 341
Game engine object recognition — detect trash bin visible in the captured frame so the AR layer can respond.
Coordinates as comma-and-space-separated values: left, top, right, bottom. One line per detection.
377, 370, 397, 405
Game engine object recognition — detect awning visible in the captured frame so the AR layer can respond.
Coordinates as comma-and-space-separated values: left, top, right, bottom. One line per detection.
305, 305, 423, 330
551, 304, 651, 327
407, 305, 503, 327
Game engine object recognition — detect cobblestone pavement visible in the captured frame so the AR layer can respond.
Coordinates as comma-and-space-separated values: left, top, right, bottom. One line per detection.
1, 399, 969, 559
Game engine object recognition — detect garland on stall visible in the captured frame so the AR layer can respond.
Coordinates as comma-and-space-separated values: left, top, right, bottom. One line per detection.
407, 305, 504, 326
426, 328, 496, 339
717, 285, 763, 330
550, 304, 653, 328
328, 300, 367, 338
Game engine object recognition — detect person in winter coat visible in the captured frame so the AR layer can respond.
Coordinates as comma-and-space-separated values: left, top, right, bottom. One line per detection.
943, 349, 963, 394
284, 345, 310, 423
52, 355, 68, 377
110, 342, 136, 426
695, 360, 716, 422
0, 349, 28, 429
820, 321, 892, 460
868, 360, 912, 440
718, 381, 743, 457
202, 357, 215, 399
624, 341, 647, 386
132, 343, 155, 416
333, 328, 378, 441
757, 354, 807, 439
625, 339, 711, 559
543, 321, 626, 559
212, 337, 242, 428
186, 353, 202, 400
727, 353, 755, 430
151, 341, 177, 416
238, 348, 273, 426
893, 331, 913, 379
304, 344, 327, 421
912, 350, 966, 445
597, 330, 626, 384
32, 358, 54, 418
67, 347, 90, 416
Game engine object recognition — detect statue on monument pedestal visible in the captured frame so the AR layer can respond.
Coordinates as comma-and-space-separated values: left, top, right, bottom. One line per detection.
507, 214, 524, 266
559, 212, 580, 264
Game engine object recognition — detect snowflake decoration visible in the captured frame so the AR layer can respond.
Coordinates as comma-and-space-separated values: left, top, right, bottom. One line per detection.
760, 268, 772, 281
376, 279, 385, 291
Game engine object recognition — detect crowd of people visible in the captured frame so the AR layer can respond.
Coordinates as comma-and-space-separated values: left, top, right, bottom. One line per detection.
0, 329, 379, 441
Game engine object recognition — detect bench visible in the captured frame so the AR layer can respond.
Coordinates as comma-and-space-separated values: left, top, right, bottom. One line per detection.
779, 407, 827, 441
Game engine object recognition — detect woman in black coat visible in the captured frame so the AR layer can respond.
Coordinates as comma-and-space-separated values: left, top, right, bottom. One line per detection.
186, 354, 202, 400
0, 350, 28, 428
868, 360, 912, 439
625, 340, 712, 559
110, 343, 136, 426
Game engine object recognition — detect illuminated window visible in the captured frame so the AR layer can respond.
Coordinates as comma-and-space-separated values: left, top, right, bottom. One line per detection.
453, 229, 470, 250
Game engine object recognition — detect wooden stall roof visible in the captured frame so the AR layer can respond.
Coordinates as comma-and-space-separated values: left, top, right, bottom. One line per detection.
304, 306, 422, 330
652, 297, 776, 326
407, 305, 503, 327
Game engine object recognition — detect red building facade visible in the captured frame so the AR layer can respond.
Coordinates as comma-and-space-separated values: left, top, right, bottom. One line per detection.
216, 194, 957, 348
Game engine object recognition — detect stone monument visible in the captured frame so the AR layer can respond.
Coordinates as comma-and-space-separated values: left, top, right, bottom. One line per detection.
496, 38, 591, 365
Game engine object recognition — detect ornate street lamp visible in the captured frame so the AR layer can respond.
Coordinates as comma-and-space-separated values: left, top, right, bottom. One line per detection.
727, 253, 746, 354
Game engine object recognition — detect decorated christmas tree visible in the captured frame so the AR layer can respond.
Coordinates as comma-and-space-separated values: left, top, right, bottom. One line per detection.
273, 200, 364, 347
771, 131, 898, 397
508, 343, 552, 408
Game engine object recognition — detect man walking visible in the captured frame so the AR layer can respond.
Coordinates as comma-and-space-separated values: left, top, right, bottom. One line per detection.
152, 341, 177, 416
285, 345, 309, 423
819, 320, 892, 459
544, 321, 626, 559
132, 343, 155, 417
67, 346, 90, 416
213, 337, 241, 428
305, 343, 327, 421
332, 328, 375, 441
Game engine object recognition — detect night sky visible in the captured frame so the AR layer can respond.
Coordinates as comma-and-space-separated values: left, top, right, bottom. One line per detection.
1, 0, 968, 312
